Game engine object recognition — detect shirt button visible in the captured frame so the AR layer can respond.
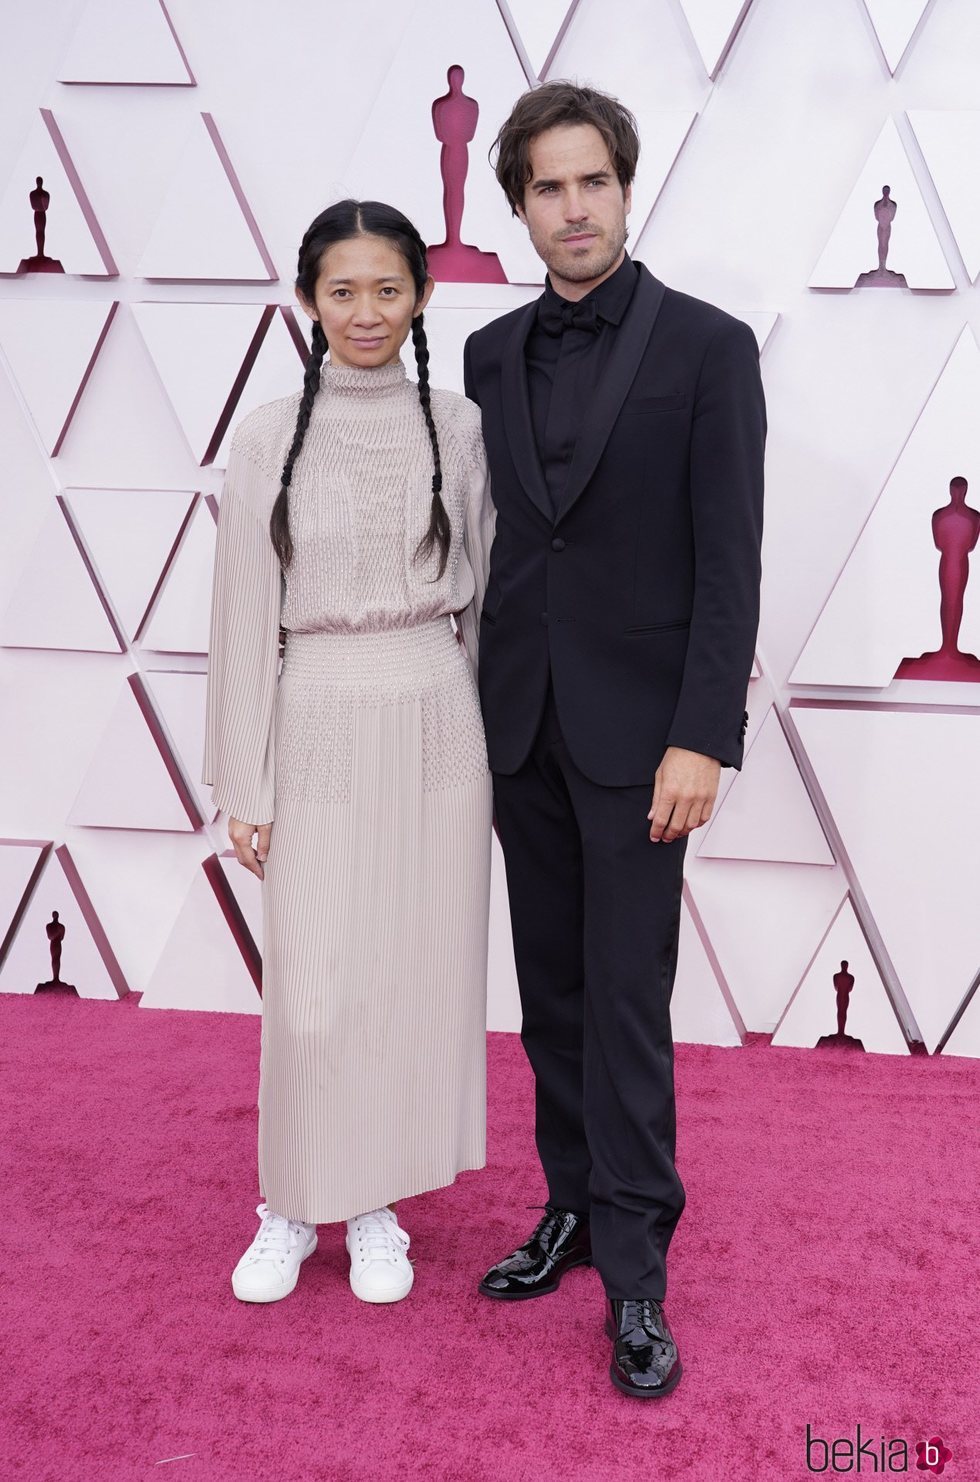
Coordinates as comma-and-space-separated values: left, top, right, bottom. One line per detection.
551, 537, 566, 552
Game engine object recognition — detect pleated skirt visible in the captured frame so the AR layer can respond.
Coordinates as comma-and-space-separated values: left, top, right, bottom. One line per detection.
258, 617, 492, 1224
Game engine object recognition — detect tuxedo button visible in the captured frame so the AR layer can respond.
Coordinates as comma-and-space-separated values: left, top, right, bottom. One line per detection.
551, 537, 566, 552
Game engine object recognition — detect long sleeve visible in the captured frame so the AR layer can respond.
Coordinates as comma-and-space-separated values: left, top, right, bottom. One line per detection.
456, 437, 496, 681
664, 317, 766, 769
201, 441, 283, 824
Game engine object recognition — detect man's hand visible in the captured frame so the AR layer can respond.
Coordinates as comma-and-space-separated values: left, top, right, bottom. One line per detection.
648, 747, 721, 843
229, 817, 273, 879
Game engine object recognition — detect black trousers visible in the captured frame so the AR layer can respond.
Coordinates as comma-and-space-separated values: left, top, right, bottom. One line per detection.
492, 681, 688, 1300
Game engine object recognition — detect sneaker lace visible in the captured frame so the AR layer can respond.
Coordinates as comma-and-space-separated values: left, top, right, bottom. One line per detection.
252, 1202, 300, 1258
354, 1209, 409, 1263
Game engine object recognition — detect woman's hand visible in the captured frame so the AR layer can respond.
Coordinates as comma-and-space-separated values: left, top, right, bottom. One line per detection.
228, 817, 273, 880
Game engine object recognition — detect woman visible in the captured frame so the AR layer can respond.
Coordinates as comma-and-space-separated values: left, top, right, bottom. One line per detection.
201, 200, 494, 1305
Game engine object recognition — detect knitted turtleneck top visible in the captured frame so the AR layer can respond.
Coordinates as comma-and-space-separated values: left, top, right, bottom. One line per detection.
201, 357, 495, 823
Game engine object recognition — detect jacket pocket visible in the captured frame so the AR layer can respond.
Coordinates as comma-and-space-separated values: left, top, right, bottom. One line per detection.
625, 618, 691, 634
621, 393, 687, 414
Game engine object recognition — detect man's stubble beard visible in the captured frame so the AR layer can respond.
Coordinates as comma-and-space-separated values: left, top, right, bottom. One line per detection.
533, 216, 629, 285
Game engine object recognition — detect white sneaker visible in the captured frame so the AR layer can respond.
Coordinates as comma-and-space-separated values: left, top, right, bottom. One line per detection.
346, 1207, 414, 1304
231, 1202, 317, 1303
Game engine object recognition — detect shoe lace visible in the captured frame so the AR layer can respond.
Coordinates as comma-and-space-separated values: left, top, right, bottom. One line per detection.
353, 1209, 409, 1263
252, 1202, 300, 1258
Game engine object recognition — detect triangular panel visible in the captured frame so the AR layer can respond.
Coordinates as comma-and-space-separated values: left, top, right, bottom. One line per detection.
0, 111, 116, 276
671, 886, 743, 1046
698, 707, 834, 865
791, 328, 980, 688
809, 118, 953, 290
141, 853, 261, 1013
500, 0, 580, 79
68, 675, 199, 831
0, 300, 116, 453
58, 0, 194, 85
793, 704, 980, 1052
861, 0, 933, 74
0, 498, 122, 653
772, 895, 908, 1054
212, 308, 308, 467
675, 0, 755, 78
908, 111, 980, 283
0, 844, 126, 998
135, 113, 275, 281
143, 669, 218, 823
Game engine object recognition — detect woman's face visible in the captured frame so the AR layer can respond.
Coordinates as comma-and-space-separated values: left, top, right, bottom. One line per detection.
297, 233, 434, 369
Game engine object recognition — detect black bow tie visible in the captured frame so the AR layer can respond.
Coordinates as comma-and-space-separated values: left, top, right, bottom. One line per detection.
537, 294, 600, 337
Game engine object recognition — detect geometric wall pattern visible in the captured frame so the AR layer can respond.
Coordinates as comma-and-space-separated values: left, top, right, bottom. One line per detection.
4, 0, 980, 1059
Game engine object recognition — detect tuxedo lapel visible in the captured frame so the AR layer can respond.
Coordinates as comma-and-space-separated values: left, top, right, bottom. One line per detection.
500, 299, 554, 526
555, 264, 667, 524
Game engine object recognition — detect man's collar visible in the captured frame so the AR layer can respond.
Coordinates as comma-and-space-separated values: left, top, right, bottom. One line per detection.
542, 250, 638, 327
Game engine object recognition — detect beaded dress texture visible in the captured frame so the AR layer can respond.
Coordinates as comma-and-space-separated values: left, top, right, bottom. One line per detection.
202, 358, 495, 1222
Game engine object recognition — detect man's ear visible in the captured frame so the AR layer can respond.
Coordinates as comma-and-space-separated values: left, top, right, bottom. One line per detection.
515, 201, 528, 227
624, 182, 632, 218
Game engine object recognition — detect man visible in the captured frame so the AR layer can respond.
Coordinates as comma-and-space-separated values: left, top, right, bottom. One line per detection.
463, 82, 765, 1399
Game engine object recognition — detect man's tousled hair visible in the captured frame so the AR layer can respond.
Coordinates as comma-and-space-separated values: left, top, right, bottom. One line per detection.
491, 81, 640, 215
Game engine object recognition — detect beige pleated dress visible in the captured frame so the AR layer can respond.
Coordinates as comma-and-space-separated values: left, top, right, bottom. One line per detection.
201, 357, 495, 1224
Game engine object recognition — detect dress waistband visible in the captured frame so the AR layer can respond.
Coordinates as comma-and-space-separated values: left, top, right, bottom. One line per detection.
281, 616, 464, 686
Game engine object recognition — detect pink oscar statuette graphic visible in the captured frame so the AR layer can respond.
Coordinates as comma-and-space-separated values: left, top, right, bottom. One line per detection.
895, 476, 980, 682
18, 175, 65, 274
855, 184, 907, 288
35, 911, 78, 995
426, 65, 505, 283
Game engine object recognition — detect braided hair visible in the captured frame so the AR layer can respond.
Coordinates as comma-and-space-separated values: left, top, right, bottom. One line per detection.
269, 200, 449, 578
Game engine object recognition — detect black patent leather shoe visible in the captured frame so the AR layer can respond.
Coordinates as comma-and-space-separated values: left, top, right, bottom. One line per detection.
478, 1207, 591, 1300
605, 1297, 683, 1398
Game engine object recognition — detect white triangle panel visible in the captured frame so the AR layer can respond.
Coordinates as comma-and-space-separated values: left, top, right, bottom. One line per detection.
625, 112, 699, 247
0, 499, 121, 652
0, 111, 115, 276
136, 113, 274, 281
502, 0, 579, 78
908, 111, 980, 283
58, 0, 194, 85
793, 705, 980, 1052
65, 487, 196, 643
740, 311, 778, 354
0, 840, 50, 954
671, 887, 742, 1046
68, 678, 196, 831
132, 301, 266, 463
861, 0, 932, 74
140, 498, 216, 655
144, 670, 218, 823
212, 309, 307, 467
809, 118, 953, 290
772, 896, 907, 1054
141, 855, 261, 1012
0, 845, 125, 998
699, 707, 834, 865
0, 300, 115, 454
687, 859, 847, 1034
791, 328, 980, 688
676, 0, 754, 78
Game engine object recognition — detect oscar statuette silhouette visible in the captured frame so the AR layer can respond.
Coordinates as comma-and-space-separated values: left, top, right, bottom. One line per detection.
426, 65, 505, 283
35, 911, 78, 994
896, 476, 980, 681
855, 185, 907, 288
18, 176, 65, 275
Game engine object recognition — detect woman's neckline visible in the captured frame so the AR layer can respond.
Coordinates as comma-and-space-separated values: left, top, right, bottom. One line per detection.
318, 358, 409, 396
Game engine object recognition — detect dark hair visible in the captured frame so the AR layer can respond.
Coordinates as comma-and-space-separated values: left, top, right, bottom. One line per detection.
270, 199, 448, 576
491, 81, 640, 216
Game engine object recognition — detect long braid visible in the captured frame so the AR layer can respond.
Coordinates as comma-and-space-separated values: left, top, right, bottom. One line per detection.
411, 311, 451, 579
269, 320, 327, 569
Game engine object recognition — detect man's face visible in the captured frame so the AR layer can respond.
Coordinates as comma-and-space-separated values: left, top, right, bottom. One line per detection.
515, 122, 631, 288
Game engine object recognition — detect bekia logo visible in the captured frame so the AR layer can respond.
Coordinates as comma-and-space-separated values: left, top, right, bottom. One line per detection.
805, 1425, 953, 1473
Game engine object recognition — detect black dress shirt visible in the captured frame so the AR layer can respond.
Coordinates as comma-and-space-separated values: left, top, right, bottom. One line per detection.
526, 251, 639, 517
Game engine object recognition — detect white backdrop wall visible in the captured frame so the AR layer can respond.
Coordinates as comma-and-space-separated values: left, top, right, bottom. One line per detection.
3, 0, 980, 1056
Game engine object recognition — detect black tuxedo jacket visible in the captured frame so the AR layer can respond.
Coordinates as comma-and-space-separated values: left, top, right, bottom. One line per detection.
463, 261, 766, 785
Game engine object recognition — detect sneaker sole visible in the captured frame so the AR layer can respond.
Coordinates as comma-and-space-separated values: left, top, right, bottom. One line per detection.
231, 1233, 317, 1304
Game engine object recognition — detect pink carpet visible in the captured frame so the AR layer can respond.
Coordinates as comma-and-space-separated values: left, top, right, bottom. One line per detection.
1, 993, 976, 1481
